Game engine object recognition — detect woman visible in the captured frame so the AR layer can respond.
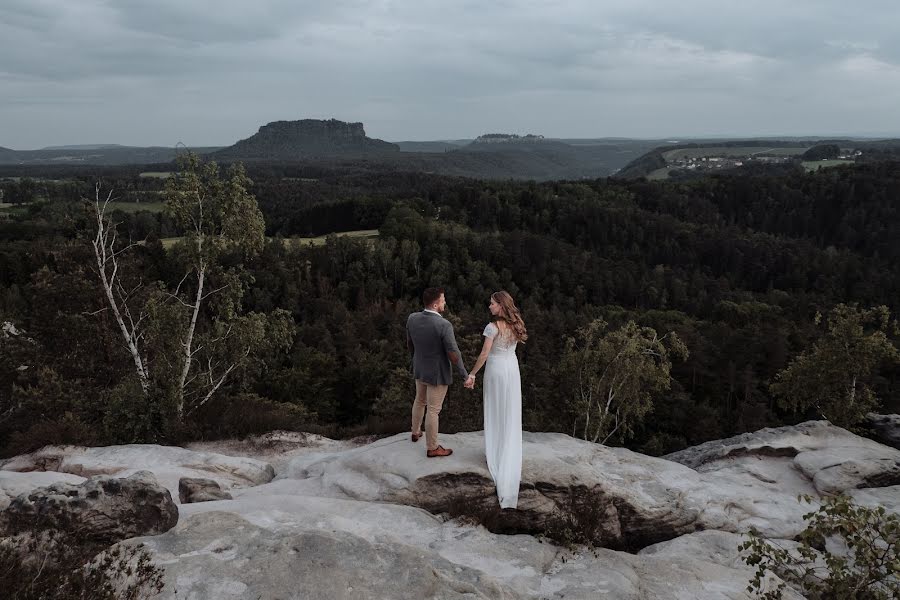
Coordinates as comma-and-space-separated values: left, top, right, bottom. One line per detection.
465, 291, 527, 509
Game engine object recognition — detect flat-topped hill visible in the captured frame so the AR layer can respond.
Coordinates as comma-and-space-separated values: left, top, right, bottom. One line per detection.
212, 119, 400, 160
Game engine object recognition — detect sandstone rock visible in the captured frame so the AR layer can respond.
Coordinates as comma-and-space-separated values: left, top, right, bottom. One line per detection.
1, 444, 274, 501
0, 470, 86, 510
179, 477, 232, 503
0, 471, 177, 543
665, 420, 900, 494
188, 430, 357, 474
278, 430, 709, 550
133, 497, 790, 599
275, 424, 899, 546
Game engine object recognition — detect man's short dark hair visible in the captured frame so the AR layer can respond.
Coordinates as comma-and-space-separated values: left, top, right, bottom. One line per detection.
423, 287, 445, 306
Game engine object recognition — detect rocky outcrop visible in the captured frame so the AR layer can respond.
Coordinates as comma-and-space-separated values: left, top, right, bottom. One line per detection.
0, 444, 275, 502
179, 477, 232, 503
134, 501, 794, 599
0, 470, 86, 510
664, 420, 900, 494
0, 471, 177, 543
2, 420, 894, 599
212, 119, 399, 160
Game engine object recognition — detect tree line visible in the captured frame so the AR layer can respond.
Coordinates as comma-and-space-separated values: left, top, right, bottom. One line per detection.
1, 157, 898, 457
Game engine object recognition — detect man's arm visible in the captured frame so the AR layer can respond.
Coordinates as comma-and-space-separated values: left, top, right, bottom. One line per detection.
406, 319, 415, 355
441, 322, 469, 379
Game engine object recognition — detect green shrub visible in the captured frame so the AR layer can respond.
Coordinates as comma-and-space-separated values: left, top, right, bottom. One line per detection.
0, 528, 164, 600
740, 495, 900, 599
213, 393, 310, 438
3, 412, 95, 457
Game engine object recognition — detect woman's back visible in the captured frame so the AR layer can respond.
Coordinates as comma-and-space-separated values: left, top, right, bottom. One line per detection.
485, 322, 517, 358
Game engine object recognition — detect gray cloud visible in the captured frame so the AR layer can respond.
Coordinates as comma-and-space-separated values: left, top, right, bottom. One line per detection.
2, 0, 899, 148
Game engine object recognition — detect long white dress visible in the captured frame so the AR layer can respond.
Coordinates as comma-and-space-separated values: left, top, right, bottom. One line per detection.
482, 322, 522, 509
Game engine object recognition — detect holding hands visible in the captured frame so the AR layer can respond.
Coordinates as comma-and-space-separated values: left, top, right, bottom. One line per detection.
464, 374, 476, 389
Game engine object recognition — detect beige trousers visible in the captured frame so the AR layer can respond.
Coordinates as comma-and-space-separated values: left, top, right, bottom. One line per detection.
411, 379, 449, 451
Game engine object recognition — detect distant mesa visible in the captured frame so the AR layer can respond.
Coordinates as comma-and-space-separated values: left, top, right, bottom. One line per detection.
212, 119, 400, 160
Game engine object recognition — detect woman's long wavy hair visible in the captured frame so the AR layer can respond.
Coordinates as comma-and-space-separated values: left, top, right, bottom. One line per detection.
492, 291, 528, 343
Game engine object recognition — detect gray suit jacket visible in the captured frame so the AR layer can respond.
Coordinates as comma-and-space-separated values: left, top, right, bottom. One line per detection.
406, 310, 468, 386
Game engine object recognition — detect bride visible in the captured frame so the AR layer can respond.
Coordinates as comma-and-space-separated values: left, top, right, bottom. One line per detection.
465, 291, 527, 509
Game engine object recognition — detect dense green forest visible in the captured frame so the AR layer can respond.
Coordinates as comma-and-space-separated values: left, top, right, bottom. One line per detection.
1, 159, 899, 458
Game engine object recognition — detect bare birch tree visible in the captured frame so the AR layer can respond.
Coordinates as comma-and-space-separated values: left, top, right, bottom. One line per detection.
88, 154, 290, 426
560, 319, 688, 444
89, 183, 150, 394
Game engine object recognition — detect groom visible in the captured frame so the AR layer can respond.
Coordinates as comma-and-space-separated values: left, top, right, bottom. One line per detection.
406, 287, 469, 457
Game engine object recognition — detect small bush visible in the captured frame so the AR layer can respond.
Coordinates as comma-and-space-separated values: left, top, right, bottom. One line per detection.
210, 393, 310, 438
543, 488, 611, 549
444, 492, 506, 532
0, 528, 164, 600
740, 494, 900, 599
3, 412, 95, 457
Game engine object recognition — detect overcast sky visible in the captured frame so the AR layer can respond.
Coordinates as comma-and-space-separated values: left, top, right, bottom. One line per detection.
3, 0, 900, 149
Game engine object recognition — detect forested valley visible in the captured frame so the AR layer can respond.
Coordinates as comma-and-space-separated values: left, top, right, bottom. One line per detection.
2, 159, 899, 458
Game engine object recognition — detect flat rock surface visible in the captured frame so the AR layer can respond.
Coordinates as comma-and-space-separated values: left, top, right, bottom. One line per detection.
0, 470, 86, 510
4, 420, 895, 599
1, 444, 275, 502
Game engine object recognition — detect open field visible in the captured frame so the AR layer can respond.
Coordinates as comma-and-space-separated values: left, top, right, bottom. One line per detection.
160, 229, 380, 250
802, 159, 855, 172
108, 201, 166, 213
663, 146, 806, 160
284, 229, 379, 247
646, 167, 671, 180
0, 203, 27, 218
138, 172, 173, 178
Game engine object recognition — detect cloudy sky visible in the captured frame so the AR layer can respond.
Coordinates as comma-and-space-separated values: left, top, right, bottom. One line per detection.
3, 0, 900, 148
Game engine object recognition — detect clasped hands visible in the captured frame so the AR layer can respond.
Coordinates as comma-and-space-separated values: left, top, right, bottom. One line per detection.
464, 374, 476, 389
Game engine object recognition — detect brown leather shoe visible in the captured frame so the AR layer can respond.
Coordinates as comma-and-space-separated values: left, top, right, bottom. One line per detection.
426, 445, 453, 458
411, 432, 421, 442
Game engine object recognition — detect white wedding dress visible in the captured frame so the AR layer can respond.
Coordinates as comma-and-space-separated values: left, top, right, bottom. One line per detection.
482, 322, 522, 509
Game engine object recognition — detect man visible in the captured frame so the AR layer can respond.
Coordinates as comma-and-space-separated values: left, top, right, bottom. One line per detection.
407, 287, 469, 457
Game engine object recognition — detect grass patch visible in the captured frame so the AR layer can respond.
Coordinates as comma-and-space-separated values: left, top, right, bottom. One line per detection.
802, 159, 855, 171
107, 201, 166, 213
0, 203, 27, 218
138, 171, 172, 178
663, 146, 806, 160
160, 229, 380, 250
646, 167, 672, 181
284, 229, 380, 247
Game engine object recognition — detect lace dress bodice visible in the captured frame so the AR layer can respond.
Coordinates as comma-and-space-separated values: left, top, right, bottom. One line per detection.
483, 322, 517, 357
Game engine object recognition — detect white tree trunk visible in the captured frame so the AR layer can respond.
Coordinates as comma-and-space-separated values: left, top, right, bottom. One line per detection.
91, 184, 149, 394
176, 246, 205, 419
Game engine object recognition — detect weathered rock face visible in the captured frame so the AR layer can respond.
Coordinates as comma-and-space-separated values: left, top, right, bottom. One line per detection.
179, 477, 232, 504
0, 470, 86, 511
0, 444, 275, 502
664, 420, 900, 494
278, 430, 709, 550
213, 119, 400, 159
3, 420, 895, 599
0, 471, 178, 544
132, 511, 515, 599
133, 501, 792, 600
275, 422, 900, 548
